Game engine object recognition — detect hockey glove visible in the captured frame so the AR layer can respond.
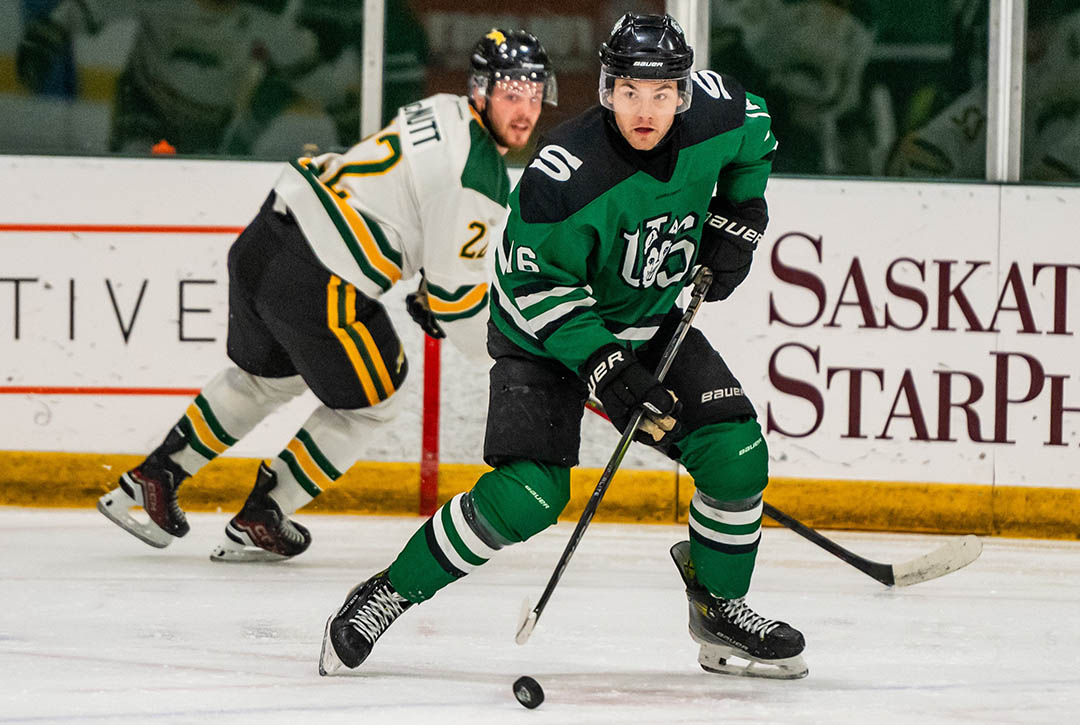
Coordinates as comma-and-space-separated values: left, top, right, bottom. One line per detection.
697, 197, 768, 302
405, 278, 446, 340
16, 18, 71, 93
582, 343, 680, 444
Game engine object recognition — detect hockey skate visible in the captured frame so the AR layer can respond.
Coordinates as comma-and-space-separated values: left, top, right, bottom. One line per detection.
670, 540, 808, 680
210, 463, 312, 562
319, 570, 412, 675
97, 428, 190, 548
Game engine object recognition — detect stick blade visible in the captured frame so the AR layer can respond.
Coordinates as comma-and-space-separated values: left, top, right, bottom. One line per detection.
892, 534, 983, 587
515, 597, 537, 645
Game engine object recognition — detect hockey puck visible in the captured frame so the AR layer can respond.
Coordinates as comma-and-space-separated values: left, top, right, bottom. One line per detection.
513, 675, 544, 709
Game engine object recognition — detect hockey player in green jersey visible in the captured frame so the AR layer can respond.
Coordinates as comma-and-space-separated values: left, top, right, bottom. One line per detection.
97, 30, 556, 561
320, 13, 808, 680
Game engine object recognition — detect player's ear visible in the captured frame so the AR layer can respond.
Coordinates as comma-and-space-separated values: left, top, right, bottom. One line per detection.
471, 88, 487, 113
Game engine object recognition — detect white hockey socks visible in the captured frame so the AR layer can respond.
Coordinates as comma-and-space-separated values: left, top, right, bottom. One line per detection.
170, 367, 308, 475
265, 394, 405, 515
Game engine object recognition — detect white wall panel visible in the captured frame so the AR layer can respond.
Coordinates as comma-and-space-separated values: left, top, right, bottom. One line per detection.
2, 157, 1078, 486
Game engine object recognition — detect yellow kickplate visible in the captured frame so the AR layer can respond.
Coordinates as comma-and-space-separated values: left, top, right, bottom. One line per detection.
0, 451, 1076, 540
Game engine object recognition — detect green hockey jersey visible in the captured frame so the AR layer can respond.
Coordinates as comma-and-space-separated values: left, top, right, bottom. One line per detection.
491, 70, 777, 373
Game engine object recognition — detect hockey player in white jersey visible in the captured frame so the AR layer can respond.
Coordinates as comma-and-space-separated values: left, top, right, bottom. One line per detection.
97, 29, 556, 560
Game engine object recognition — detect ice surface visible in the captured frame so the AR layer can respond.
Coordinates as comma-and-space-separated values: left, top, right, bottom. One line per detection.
1, 509, 1078, 724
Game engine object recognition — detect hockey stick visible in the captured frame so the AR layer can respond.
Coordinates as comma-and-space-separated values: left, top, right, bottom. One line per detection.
575, 364, 982, 587
515, 267, 713, 645
763, 502, 982, 587
581, 403, 983, 586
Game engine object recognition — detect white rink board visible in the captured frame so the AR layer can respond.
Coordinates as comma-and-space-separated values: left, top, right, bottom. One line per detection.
695, 180, 1080, 489
1, 157, 1078, 485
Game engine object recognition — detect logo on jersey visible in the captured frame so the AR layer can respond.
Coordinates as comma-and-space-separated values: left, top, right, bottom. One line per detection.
692, 70, 732, 100
528, 144, 583, 182
618, 213, 697, 289
701, 386, 742, 403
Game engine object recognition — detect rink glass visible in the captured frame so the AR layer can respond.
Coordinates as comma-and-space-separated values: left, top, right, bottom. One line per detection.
1, 1, 1075, 184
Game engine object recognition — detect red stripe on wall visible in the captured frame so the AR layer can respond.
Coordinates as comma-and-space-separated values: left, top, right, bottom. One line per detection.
0, 387, 201, 396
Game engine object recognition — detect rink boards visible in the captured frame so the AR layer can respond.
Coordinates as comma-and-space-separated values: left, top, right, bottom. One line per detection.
1, 156, 1078, 538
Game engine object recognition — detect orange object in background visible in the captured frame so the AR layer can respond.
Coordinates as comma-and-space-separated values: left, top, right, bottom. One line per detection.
151, 139, 176, 155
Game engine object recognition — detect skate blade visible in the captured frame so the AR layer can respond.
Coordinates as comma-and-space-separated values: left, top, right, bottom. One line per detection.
210, 522, 300, 563
318, 616, 345, 676
696, 640, 809, 680
209, 537, 290, 563
97, 485, 174, 549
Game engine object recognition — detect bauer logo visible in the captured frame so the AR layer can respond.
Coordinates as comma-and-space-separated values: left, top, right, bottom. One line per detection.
706, 213, 762, 247
738, 437, 763, 456
633, 61, 665, 66
701, 387, 742, 403
586, 350, 624, 393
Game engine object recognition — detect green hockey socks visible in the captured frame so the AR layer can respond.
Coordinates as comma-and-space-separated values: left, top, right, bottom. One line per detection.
388, 459, 570, 603
679, 418, 770, 599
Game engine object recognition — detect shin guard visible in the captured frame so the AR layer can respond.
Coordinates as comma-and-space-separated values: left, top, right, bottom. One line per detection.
679, 419, 769, 599
388, 460, 570, 603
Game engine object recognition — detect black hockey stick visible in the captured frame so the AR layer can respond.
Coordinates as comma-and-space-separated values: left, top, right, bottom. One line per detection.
515, 267, 713, 645
763, 502, 982, 587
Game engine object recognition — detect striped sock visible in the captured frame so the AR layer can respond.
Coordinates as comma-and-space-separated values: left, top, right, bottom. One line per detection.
173, 394, 239, 473
167, 369, 307, 476
688, 491, 763, 599
388, 492, 511, 603
267, 427, 344, 513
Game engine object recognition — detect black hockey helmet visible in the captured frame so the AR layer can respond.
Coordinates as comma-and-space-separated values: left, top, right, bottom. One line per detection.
599, 13, 694, 113
469, 29, 557, 107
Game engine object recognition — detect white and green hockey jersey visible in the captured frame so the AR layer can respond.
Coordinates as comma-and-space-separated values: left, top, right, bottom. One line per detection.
272, 93, 510, 362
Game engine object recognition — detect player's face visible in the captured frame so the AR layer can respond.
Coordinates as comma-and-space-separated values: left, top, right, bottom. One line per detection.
611, 78, 681, 150
484, 79, 545, 150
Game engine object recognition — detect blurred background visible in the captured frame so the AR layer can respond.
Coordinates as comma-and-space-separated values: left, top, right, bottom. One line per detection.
0, 0, 1076, 181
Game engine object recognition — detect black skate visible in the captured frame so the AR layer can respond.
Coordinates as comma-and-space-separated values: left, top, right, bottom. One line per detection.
670, 540, 807, 679
210, 462, 312, 563
319, 570, 412, 675
97, 427, 190, 548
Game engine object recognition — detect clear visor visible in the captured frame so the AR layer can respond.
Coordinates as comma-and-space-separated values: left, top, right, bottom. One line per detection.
598, 68, 692, 115
470, 70, 558, 107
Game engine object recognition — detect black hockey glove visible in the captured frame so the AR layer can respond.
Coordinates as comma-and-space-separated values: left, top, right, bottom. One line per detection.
581, 343, 681, 444
405, 278, 445, 340
16, 18, 71, 93
697, 197, 768, 302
